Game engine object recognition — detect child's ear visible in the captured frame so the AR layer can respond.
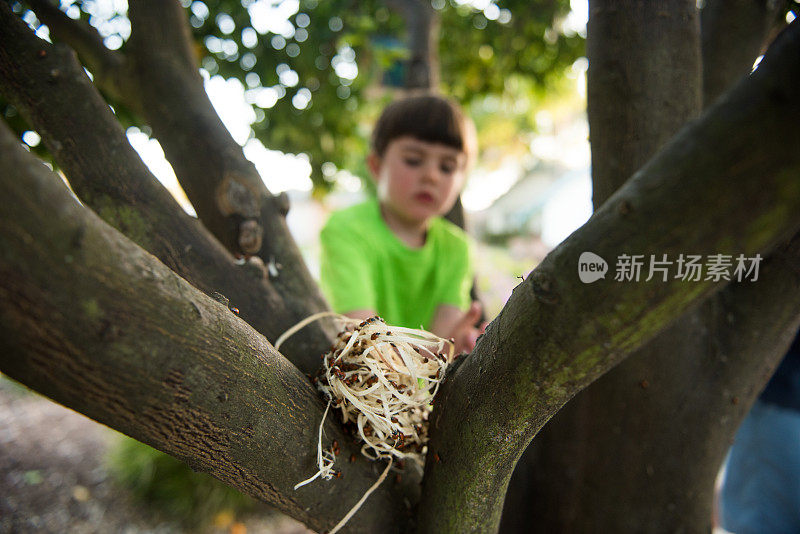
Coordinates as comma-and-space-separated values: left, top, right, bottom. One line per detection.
366, 152, 382, 180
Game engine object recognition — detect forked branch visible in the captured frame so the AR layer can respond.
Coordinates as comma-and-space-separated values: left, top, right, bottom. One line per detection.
0, 3, 332, 371
0, 121, 413, 533
418, 20, 800, 533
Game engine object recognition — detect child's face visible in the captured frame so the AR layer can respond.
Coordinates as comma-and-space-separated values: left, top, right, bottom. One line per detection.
369, 136, 467, 227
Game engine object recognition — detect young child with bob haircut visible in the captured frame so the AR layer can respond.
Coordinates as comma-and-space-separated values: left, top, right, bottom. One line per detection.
319, 94, 485, 354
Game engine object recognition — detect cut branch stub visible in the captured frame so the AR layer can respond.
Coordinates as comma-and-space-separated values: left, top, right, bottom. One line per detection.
217, 171, 262, 220
238, 219, 264, 257
125, 0, 329, 314
0, 4, 332, 372
216, 171, 264, 255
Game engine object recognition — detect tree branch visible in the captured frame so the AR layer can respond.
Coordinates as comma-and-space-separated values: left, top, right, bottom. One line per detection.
503, 231, 800, 532
417, 19, 800, 533
124, 0, 328, 316
25, 0, 135, 106
0, 3, 332, 372
500, 4, 797, 529
0, 120, 416, 533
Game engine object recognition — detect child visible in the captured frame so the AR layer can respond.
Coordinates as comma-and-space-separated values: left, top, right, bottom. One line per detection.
320, 95, 485, 354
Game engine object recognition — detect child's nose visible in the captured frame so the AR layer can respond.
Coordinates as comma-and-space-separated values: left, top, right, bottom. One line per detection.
421, 162, 441, 183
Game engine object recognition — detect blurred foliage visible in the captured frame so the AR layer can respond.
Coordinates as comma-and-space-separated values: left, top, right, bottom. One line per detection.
5, 0, 587, 191
107, 436, 260, 527
5, 0, 800, 191
190, 0, 585, 190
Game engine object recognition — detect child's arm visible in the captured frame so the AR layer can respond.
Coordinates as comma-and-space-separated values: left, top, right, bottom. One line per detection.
430, 302, 487, 355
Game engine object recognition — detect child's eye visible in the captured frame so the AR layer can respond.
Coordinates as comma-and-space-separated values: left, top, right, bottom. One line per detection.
404, 158, 422, 167
440, 164, 455, 174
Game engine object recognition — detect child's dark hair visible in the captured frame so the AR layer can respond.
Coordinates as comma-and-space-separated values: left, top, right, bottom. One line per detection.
371, 95, 476, 161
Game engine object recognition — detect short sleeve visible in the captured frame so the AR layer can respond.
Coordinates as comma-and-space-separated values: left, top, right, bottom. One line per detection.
436, 233, 473, 311
319, 219, 377, 313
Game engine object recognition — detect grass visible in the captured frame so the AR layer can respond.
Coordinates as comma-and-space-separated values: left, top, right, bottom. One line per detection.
106, 436, 262, 528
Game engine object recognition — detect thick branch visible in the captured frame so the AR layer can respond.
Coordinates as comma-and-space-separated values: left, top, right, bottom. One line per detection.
0, 121, 416, 533
504, 231, 800, 532
501, 4, 796, 531
504, 2, 796, 529
417, 20, 800, 533
0, 4, 332, 372
701, 0, 784, 106
26, 0, 135, 106
125, 0, 328, 316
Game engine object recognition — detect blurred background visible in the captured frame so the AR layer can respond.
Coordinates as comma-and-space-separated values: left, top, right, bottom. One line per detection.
1, 0, 591, 531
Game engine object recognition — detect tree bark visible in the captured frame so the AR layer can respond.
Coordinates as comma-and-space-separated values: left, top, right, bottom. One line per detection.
587, 0, 701, 206
501, 6, 800, 532
125, 0, 329, 315
418, 18, 800, 532
503, 234, 800, 532
25, 0, 135, 107
25, 0, 330, 321
0, 3, 332, 372
0, 120, 416, 533
4, 3, 800, 533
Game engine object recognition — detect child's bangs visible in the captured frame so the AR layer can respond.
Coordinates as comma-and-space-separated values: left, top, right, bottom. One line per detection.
373, 95, 469, 154
397, 104, 465, 151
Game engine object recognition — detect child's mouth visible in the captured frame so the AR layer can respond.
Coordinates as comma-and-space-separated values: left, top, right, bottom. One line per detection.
415, 192, 435, 204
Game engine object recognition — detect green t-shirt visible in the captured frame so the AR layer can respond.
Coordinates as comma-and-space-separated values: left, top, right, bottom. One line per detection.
319, 200, 473, 330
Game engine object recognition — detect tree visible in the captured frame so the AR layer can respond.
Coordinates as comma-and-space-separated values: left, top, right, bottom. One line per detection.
502, 2, 800, 532
1, 1, 799, 533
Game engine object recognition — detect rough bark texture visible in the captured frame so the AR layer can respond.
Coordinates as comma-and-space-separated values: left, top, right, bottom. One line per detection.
701, 0, 783, 106
418, 18, 800, 532
125, 0, 329, 315
26, 0, 136, 107
4, 3, 800, 533
503, 235, 800, 532
0, 3, 332, 373
0, 121, 417, 533
25, 0, 330, 323
501, 7, 800, 533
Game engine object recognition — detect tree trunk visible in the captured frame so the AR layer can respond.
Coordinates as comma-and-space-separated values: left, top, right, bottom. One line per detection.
417, 17, 800, 531
386, 0, 441, 91
502, 5, 800, 533
587, 0, 701, 205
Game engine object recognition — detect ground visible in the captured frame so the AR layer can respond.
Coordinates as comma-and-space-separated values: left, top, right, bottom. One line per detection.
0, 377, 313, 534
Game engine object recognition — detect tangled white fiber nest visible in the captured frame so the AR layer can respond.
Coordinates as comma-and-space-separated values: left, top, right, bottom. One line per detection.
275, 312, 454, 485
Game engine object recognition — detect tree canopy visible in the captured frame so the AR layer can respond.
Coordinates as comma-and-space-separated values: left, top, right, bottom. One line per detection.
4, 0, 584, 189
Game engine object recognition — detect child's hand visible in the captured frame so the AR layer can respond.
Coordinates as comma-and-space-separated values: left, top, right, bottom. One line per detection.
448, 302, 488, 355
430, 302, 488, 356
